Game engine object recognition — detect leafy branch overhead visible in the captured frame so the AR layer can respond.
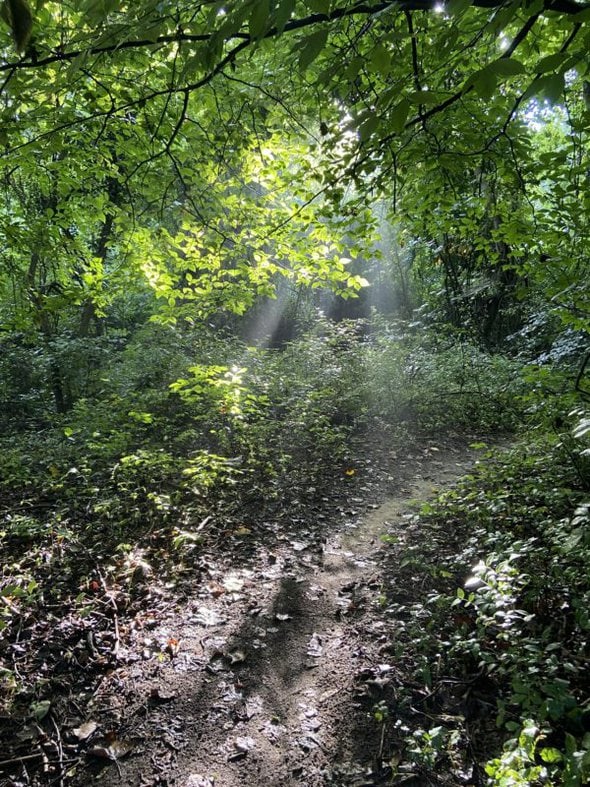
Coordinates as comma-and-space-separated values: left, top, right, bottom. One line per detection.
1, 0, 589, 171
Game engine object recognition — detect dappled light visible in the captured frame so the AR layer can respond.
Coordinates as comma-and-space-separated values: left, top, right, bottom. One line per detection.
1, 1, 590, 785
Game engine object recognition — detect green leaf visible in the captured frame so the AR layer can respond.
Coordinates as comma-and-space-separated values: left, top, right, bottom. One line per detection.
297, 28, 328, 71
570, 7, 590, 21
523, 73, 565, 103
565, 732, 577, 756
446, 0, 473, 16
487, 58, 526, 77
343, 56, 363, 81
473, 68, 497, 100
274, 0, 296, 32
3, 0, 33, 52
389, 98, 410, 133
249, 0, 269, 40
439, 153, 459, 169
407, 90, 443, 105
539, 747, 563, 764
30, 699, 51, 720
81, 0, 119, 24
358, 114, 379, 141
485, 2, 518, 35
369, 43, 391, 76
306, 0, 330, 13
535, 52, 569, 74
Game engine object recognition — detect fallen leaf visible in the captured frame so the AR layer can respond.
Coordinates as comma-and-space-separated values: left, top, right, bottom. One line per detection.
88, 738, 134, 761
87, 746, 113, 761
306, 632, 323, 658
339, 581, 357, 594
166, 638, 180, 657
244, 695, 263, 719
185, 776, 215, 787
260, 719, 287, 742
207, 582, 225, 598
30, 700, 51, 720
73, 720, 98, 740
191, 607, 227, 627
234, 735, 255, 752
223, 575, 244, 593
319, 688, 339, 703
290, 541, 308, 552
149, 687, 177, 703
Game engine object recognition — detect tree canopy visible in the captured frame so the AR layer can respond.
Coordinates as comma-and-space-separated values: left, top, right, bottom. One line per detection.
1, 0, 588, 336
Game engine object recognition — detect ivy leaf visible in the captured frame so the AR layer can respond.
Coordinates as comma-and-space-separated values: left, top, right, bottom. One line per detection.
297, 28, 328, 71
30, 699, 51, 720
539, 747, 563, 764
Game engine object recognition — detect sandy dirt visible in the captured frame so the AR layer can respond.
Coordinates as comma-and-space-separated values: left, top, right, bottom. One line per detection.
65, 437, 488, 787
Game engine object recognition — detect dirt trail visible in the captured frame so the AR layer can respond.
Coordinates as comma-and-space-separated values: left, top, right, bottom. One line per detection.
76, 439, 487, 787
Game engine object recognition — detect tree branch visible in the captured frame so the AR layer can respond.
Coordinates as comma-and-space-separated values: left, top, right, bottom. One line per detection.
0, 0, 587, 74
370, 7, 543, 160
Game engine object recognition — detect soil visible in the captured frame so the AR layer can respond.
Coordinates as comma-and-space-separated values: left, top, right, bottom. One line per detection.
1, 433, 502, 787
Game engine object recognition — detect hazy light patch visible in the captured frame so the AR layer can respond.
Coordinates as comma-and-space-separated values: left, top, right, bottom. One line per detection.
498, 34, 510, 52
242, 289, 293, 349
434, 3, 445, 13
520, 98, 566, 131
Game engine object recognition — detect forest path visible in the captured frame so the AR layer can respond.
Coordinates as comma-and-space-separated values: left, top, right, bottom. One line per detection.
77, 437, 490, 787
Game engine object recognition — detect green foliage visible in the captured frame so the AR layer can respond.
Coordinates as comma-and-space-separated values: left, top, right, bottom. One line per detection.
0, 2, 588, 776
366, 320, 523, 431
382, 433, 590, 784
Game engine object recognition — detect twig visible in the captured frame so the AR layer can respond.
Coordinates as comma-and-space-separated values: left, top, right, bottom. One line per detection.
95, 570, 121, 658
112, 610, 121, 659
1, 594, 20, 615
378, 722, 386, 761
50, 714, 65, 787
0, 752, 45, 767
103, 593, 121, 659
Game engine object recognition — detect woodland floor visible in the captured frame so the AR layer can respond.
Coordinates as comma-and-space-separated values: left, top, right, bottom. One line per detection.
1, 433, 504, 787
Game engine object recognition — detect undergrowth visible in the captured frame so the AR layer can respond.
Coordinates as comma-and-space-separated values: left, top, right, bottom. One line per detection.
380, 428, 590, 785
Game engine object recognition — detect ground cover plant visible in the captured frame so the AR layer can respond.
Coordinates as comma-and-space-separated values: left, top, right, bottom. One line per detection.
374, 425, 590, 785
